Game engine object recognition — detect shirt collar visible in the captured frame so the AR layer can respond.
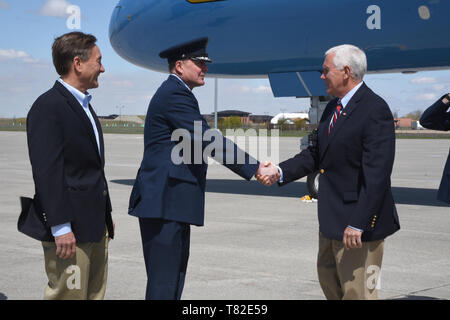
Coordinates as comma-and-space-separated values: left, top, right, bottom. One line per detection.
58, 78, 92, 108
170, 74, 192, 92
340, 81, 363, 108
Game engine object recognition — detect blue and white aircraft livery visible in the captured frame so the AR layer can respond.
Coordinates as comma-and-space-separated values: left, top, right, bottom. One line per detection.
109, 0, 450, 83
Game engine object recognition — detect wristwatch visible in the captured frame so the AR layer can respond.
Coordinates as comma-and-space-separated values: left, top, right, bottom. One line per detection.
442, 93, 450, 105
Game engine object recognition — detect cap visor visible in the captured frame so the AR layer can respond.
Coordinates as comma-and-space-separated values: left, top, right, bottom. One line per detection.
191, 56, 212, 63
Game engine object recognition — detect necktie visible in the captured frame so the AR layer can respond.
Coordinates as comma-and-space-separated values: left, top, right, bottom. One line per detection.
328, 99, 343, 135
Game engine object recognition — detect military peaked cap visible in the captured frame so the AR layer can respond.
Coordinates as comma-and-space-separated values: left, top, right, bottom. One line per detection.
159, 37, 212, 64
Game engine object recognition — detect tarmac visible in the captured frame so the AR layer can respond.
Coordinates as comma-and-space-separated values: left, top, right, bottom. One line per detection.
0, 131, 449, 300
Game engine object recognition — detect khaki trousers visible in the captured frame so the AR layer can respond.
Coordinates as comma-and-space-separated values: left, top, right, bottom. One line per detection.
317, 232, 384, 300
42, 228, 109, 300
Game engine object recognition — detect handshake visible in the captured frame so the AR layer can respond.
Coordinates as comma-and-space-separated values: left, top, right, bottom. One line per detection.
255, 161, 280, 186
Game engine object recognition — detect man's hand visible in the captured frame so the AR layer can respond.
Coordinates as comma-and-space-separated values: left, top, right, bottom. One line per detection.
55, 232, 76, 259
342, 227, 362, 250
255, 161, 280, 186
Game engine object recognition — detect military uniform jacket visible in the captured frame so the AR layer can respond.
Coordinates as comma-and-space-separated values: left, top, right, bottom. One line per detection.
129, 75, 259, 226
419, 97, 450, 204
279, 83, 400, 241
27, 81, 114, 243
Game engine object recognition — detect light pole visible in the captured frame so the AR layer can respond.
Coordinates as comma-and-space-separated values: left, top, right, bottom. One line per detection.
214, 78, 218, 129
116, 105, 125, 121
280, 108, 286, 134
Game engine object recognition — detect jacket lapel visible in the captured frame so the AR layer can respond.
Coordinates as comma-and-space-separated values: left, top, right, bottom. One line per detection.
319, 83, 368, 161
90, 104, 105, 166
318, 106, 332, 160
54, 81, 102, 164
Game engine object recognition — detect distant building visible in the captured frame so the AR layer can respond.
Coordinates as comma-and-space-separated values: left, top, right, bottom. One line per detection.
395, 118, 413, 129
270, 112, 309, 125
98, 114, 119, 120
202, 110, 273, 127
411, 120, 424, 130
249, 115, 273, 124
217, 110, 251, 125
202, 114, 214, 123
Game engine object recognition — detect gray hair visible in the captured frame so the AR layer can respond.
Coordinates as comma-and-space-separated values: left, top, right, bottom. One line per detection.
325, 44, 367, 81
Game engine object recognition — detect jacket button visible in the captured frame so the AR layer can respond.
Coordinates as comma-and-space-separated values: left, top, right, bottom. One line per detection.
103, 190, 108, 196
320, 169, 325, 174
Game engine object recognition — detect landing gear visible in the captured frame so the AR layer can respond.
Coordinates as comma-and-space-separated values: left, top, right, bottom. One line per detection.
301, 96, 332, 199
306, 171, 320, 199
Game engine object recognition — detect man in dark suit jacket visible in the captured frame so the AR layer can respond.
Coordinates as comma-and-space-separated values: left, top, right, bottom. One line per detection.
26, 32, 114, 299
261, 45, 400, 299
128, 38, 275, 300
419, 94, 450, 204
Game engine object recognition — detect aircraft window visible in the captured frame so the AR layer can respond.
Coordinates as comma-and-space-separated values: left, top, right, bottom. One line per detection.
187, 0, 222, 3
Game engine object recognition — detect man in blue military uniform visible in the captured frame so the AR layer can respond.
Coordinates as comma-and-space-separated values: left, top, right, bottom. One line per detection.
128, 38, 278, 300
420, 93, 450, 204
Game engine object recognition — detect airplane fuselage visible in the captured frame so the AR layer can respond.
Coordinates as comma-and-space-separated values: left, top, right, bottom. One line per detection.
109, 0, 450, 76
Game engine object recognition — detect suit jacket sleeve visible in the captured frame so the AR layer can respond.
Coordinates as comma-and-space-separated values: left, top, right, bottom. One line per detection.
165, 89, 259, 180
419, 97, 450, 131
349, 102, 396, 229
27, 103, 72, 227
278, 104, 330, 185
278, 145, 318, 185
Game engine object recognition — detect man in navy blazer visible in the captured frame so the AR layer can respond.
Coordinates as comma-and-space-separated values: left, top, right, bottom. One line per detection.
419, 94, 450, 204
26, 32, 114, 299
129, 38, 276, 300
261, 45, 400, 299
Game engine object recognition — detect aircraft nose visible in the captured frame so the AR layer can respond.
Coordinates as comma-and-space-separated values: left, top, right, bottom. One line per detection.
109, 3, 124, 43
109, 0, 133, 49
108, 0, 187, 73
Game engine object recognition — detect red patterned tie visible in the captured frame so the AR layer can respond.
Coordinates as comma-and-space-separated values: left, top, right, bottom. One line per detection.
328, 99, 343, 135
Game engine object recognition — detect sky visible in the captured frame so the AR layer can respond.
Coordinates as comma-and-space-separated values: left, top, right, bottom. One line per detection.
0, 0, 449, 118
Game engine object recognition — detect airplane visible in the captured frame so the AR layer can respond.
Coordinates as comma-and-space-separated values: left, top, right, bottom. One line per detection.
108, 0, 450, 196
109, 0, 450, 93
